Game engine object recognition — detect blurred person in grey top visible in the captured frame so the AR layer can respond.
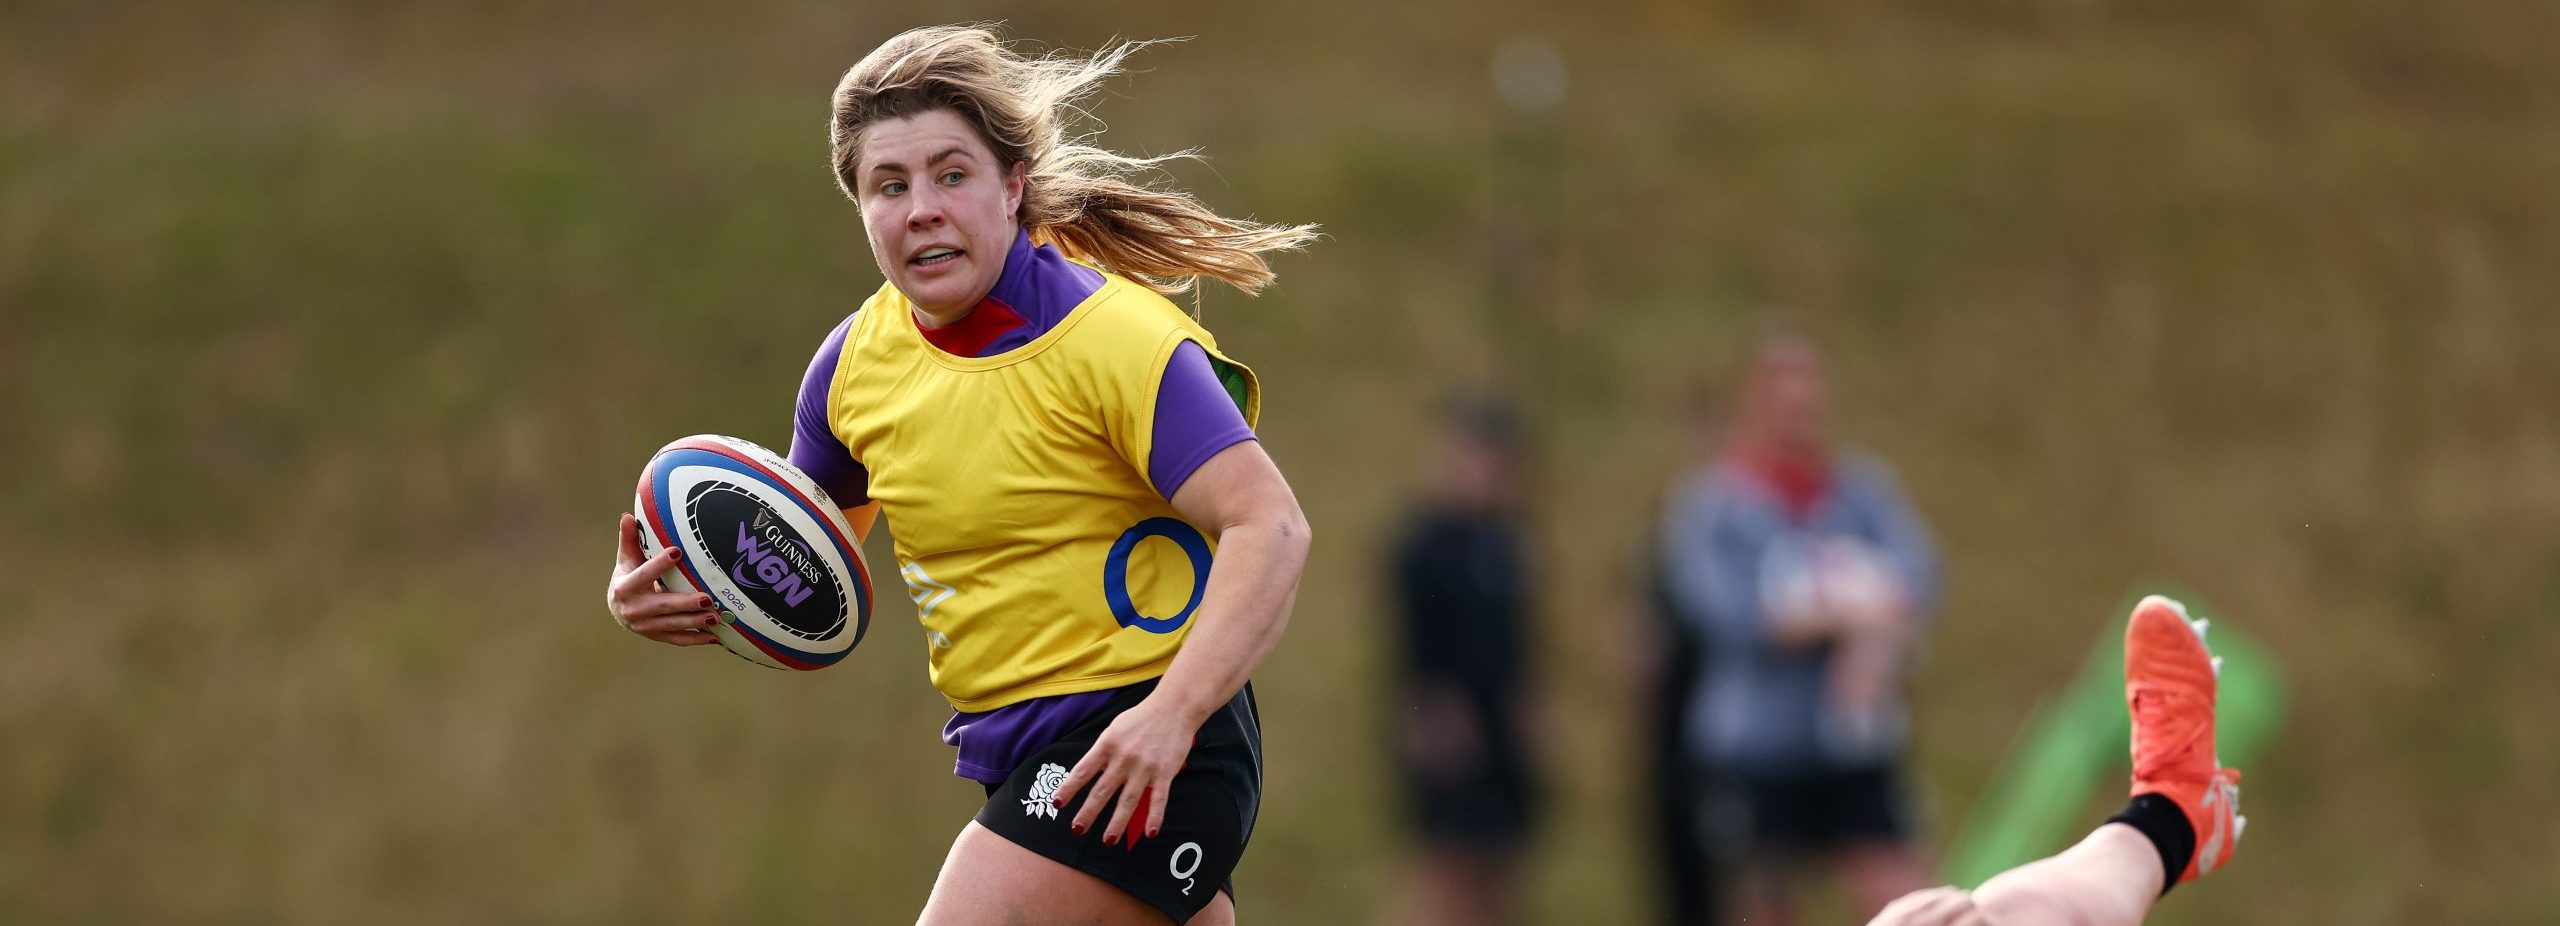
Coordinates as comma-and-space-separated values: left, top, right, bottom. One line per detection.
1658, 333, 1939, 925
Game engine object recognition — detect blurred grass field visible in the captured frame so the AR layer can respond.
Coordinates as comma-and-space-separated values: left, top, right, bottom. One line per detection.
4, 0, 2556, 922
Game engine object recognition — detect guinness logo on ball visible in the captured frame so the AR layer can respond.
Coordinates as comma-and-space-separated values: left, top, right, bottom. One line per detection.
683, 483, 848, 639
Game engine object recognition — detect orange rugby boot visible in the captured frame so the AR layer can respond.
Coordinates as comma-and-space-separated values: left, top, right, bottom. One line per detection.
2124, 594, 2245, 884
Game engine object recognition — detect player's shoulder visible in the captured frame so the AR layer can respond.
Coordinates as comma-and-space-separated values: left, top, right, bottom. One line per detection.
819, 307, 861, 344
1829, 449, 1907, 494
1660, 464, 1742, 525
827, 283, 921, 363
1032, 270, 1197, 360
1686, 460, 1761, 504
1051, 261, 1203, 328
844, 281, 903, 332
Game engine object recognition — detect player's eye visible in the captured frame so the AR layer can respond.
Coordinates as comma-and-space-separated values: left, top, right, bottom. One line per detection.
880, 179, 908, 197
939, 169, 965, 185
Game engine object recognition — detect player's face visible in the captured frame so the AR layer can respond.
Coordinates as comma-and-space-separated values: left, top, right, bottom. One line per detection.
853, 108, 1025, 323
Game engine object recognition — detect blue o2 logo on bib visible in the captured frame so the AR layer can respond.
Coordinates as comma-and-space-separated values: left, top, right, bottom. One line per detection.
1103, 517, 1213, 634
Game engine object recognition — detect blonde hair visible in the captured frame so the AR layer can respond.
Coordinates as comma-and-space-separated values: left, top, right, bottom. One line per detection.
830, 25, 1318, 296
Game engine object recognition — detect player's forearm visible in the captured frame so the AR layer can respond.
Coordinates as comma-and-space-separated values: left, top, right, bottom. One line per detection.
1151, 512, 1310, 724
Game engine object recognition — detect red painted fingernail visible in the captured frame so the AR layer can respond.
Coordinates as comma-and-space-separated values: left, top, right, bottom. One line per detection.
1147, 826, 1160, 838
1071, 823, 1086, 835
698, 596, 713, 608
704, 616, 719, 627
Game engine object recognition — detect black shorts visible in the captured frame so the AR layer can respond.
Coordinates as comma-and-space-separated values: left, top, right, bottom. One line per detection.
974, 679, 1262, 924
1709, 762, 1911, 857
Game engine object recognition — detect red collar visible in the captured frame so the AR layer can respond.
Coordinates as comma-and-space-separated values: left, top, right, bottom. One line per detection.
1733, 444, 1834, 521
916, 296, 1030, 357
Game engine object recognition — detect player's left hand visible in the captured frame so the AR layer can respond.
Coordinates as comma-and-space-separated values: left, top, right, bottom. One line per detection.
1866, 887, 1993, 926
1050, 696, 1198, 848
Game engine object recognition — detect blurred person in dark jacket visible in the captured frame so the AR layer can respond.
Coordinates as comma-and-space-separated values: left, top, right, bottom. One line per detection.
1658, 333, 1940, 925
1637, 385, 1728, 926
1644, 529, 1724, 926
1383, 398, 1541, 926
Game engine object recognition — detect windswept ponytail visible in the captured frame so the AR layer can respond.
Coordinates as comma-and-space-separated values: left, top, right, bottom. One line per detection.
830, 25, 1319, 296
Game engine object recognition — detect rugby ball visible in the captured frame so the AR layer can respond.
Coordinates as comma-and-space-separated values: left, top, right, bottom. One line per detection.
634, 435, 871, 670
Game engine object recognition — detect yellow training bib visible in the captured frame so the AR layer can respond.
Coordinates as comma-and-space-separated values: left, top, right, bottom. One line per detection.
826, 270, 1258, 711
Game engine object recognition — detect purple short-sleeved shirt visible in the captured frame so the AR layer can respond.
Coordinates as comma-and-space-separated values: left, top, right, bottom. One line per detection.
786, 231, 1255, 783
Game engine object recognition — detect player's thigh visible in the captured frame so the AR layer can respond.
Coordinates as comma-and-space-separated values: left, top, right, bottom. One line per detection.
1187, 890, 1235, 926
920, 820, 1169, 925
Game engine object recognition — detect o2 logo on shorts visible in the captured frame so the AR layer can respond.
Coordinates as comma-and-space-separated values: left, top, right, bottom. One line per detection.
1102, 517, 1212, 634
1170, 841, 1204, 895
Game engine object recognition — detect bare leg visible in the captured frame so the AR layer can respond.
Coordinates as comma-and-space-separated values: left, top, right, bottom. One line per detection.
1391, 847, 1517, 926
1968, 824, 2162, 926
1862, 825, 2159, 926
1395, 850, 1468, 926
919, 820, 1234, 926
1726, 859, 1796, 926
1837, 838, 1933, 921
1191, 892, 1237, 925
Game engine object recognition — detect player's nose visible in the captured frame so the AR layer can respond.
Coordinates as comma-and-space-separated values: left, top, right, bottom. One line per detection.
906, 187, 948, 229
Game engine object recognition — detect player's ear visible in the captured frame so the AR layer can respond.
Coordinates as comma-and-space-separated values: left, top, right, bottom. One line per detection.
1004, 160, 1027, 217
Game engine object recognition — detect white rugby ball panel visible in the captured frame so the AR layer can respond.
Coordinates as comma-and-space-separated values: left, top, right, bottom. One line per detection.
633, 489, 704, 599
708, 622, 792, 671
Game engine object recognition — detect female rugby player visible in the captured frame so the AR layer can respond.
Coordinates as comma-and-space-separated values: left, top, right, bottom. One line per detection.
606, 25, 1317, 925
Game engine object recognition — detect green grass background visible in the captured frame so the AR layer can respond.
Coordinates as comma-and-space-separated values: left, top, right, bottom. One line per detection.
4, 0, 2555, 922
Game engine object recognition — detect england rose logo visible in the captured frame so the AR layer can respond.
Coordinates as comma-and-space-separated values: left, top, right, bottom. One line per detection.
1023, 762, 1069, 819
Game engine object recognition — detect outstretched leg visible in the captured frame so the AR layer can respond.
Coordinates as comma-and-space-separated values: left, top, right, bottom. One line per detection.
1966, 823, 2160, 925
1867, 596, 2246, 926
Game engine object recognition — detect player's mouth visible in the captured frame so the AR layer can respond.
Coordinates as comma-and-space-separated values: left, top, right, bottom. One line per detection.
909, 246, 964, 268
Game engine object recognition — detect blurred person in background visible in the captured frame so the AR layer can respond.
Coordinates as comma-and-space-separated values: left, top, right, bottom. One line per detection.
1637, 385, 1728, 926
1642, 532, 1725, 926
1382, 397, 1542, 926
1658, 332, 1940, 924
